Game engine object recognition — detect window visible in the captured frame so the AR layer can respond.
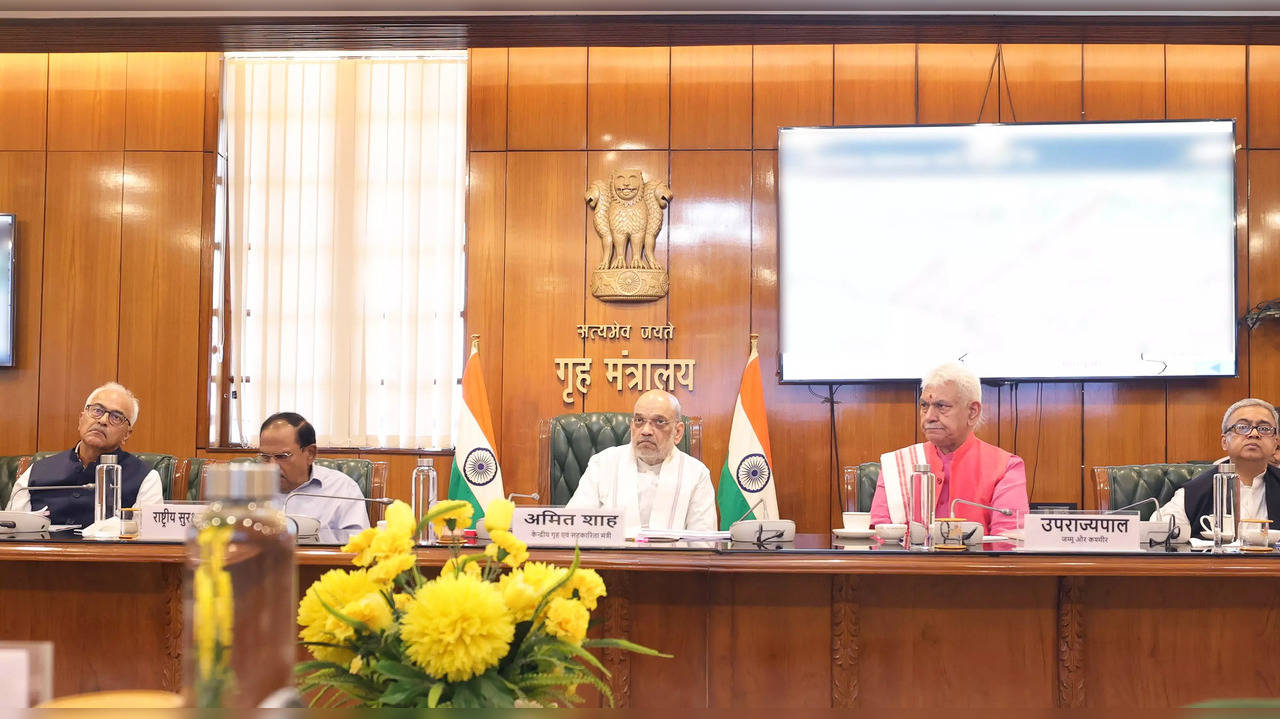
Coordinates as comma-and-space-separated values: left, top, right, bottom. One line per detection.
211, 51, 468, 449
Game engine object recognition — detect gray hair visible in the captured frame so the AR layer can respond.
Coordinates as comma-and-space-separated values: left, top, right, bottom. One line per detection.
922, 362, 983, 423
1221, 398, 1279, 433
85, 382, 140, 425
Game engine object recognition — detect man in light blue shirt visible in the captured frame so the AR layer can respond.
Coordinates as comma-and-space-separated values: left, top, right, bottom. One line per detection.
258, 412, 370, 532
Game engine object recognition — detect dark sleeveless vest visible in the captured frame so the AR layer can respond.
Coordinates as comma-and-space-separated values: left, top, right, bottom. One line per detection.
27, 447, 150, 527
1182, 464, 1280, 535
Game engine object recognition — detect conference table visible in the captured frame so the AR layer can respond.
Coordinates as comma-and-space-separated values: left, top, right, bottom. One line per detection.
1, 530, 1278, 708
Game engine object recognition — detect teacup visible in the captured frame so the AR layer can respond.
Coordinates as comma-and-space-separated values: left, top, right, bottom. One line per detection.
874, 523, 907, 541
1239, 519, 1276, 550
1200, 514, 1236, 538
842, 511, 872, 532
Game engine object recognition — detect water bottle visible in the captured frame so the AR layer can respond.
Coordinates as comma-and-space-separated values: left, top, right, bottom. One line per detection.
93, 454, 122, 527
907, 463, 936, 551
410, 458, 438, 544
1212, 462, 1239, 552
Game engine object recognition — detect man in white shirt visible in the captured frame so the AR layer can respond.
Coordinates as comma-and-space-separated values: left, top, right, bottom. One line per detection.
260, 412, 370, 532
565, 389, 717, 534
6, 382, 163, 526
1155, 398, 1280, 539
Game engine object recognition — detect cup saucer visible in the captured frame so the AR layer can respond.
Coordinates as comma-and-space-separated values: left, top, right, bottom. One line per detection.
1199, 530, 1236, 542
832, 528, 875, 539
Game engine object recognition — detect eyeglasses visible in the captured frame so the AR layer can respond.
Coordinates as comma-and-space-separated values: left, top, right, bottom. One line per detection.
631, 415, 673, 430
1226, 422, 1279, 437
257, 451, 295, 462
84, 403, 131, 427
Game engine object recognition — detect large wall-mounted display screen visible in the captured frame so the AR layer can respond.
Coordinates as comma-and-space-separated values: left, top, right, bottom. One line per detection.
778, 120, 1237, 382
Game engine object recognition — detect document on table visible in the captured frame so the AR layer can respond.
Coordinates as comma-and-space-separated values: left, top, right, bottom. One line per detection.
636, 529, 730, 541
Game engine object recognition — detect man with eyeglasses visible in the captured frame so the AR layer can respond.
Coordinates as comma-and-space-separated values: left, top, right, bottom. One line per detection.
869, 362, 1029, 536
1154, 398, 1280, 538
565, 389, 717, 534
259, 411, 369, 531
5, 382, 163, 525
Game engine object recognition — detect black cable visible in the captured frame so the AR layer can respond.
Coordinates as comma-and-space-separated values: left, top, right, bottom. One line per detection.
975, 45, 1001, 123
812, 384, 844, 513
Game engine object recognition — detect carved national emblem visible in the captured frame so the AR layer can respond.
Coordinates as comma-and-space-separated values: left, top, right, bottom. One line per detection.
586, 168, 673, 302
735, 453, 771, 493
463, 447, 498, 486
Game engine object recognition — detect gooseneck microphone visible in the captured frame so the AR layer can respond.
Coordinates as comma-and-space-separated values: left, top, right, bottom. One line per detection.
1104, 497, 1160, 516
282, 493, 394, 512
950, 498, 1014, 518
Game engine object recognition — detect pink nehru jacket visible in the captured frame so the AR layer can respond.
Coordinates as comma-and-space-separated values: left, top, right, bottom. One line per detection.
869, 433, 1030, 536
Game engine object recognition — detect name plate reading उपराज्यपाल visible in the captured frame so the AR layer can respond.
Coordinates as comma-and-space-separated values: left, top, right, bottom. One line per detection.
1022, 513, 1140, 552
138, 503, 209, 541
511, 507, 625, 547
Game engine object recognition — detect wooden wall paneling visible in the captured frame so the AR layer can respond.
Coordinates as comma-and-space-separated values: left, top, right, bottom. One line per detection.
1082, 44, 1164, 121
1248, 46, 1280, 149
858, 575, 1058, 708
125, 52, 206, 151
973, 384, 1003, 448
834, 384, 918, 507
117, 151, 203, 460
466, 152, 507, 445
1248, 151, 1280, 405
203, 52, 223, 154
627, 571, 709, 707
47, 53, 126, 151
506, 48, 587, 151
0, 54, 48, 151
751, 151, 833, 534
1010, 382, 1084, 506
1083, 577, 1280, 706
998, 44, 1082, 123
0, 152, 46, 454
667, 150, 753, 494
37, 151, 124, 451
500, 152, 586, 496
917, 44, 1000, 124
588, 47, 669, 151
468, 48, 508, 152
670, 45, 751, 150
833, 43, 917, 126
1166, 45, 1245, 146
752, 45, 834, 150
1166, 152, 1249, 463
356, 451, 450, 505
708, 574, 833, 708
582, 150, 669, 414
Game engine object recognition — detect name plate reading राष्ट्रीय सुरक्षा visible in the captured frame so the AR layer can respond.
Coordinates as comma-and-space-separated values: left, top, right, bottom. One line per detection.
138, 502, 209, 541
1021, 512, 1140, 552
510, 507, 626, 547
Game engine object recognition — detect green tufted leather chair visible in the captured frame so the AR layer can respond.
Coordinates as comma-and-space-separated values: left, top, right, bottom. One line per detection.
0, 455, 27, 507
185, 456, 387, 522
538, 412, 702, 507
850, 462, 881, 513
1093, 463, 1215, 519
30, 450, 178, 500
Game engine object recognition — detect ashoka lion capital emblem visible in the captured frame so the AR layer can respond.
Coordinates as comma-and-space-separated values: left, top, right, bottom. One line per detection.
586, 168, 673, 302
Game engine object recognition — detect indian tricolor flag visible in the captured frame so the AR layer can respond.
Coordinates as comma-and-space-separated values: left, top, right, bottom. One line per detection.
449, 336, 504, 521
717, 334, 778, 530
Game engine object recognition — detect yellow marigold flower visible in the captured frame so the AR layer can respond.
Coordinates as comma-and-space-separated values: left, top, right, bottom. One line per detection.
440, 554, 482, 578
342, 527, 379, 567
349, 655, 364, 675
401, 575, 515, 682
484, 529, 529, 568
543, 597, 589, 646
393, 593, 413, 612
568, 567, 607, 611
385, 499, 416, 538
368, 552, 416, 585
429, 500, 474, 535
340, 591, 394, 634
497, 571, 541, 622
519, 561, 571, 600
297, 568, 381, 663
483, 498, 516, 533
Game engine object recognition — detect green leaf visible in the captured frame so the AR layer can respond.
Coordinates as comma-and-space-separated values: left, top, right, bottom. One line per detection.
427, 682, 446, 708
529, 547, 582, 624
315, 594, 372, 635
379, 680, 428, 706
294, 660, 349, 675
558, 640, 610, 677
583, 637, 673, 657
371, 659, 430, 683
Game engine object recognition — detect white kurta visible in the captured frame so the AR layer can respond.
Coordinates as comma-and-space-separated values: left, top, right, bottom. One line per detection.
565, 444, 718, 534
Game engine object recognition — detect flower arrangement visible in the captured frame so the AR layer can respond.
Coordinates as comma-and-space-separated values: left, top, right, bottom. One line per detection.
295, 498, 667, 708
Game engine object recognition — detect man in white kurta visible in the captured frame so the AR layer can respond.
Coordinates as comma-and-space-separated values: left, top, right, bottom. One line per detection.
566, 390, 718, 534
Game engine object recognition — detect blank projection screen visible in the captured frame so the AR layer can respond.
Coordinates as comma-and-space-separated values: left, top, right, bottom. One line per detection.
777, 120, 1238, 382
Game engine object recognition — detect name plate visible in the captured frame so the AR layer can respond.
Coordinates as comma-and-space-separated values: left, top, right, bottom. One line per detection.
1023, 513, 1139, 552
139, 503, 209, 541
511, 507, 625, 547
